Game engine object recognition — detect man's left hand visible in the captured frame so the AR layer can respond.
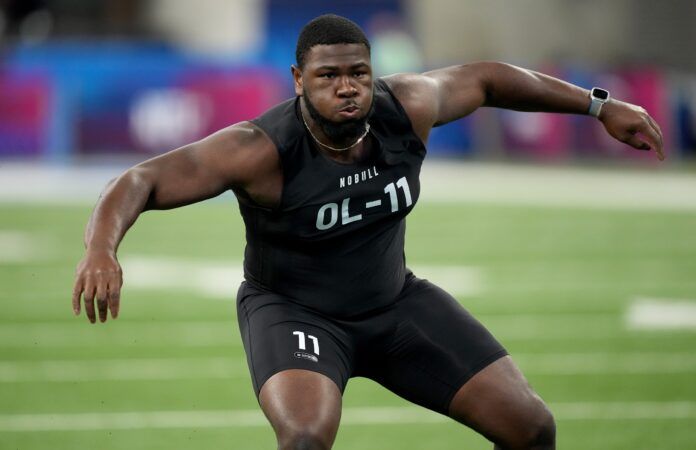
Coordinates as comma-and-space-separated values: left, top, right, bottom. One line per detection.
599, 100, 665, 161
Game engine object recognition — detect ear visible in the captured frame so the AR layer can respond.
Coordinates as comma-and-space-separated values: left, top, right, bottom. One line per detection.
291, 65, 303, 97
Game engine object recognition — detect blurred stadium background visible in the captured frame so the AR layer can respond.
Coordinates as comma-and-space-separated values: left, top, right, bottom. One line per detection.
1, 1, 695, 449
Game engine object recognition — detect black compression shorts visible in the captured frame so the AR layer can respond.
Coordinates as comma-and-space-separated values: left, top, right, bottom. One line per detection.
236, 274, 508, 415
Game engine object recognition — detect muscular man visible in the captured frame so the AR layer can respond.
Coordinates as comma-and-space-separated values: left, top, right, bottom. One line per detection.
72, 14, 664, 450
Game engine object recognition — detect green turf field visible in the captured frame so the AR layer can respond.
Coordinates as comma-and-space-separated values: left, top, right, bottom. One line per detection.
1, 199, 695, 449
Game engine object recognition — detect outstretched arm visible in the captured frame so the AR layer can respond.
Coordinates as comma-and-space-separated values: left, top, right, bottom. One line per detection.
384, 62, 664, 160
72, 122, 278, 323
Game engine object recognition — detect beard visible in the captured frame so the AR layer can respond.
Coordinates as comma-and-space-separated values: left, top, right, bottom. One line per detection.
303, 90, 374, 146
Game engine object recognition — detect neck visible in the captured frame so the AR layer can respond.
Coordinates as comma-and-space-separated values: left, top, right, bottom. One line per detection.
300, 100, 370, 153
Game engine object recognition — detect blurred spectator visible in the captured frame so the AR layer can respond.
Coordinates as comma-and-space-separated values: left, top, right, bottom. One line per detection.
0, 0, 51, 43
367, 12, 423, 76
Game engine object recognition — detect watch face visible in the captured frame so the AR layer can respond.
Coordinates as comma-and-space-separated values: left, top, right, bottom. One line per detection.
592, 88, 609, 100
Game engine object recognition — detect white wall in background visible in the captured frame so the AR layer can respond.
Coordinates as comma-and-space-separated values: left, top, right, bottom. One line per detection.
145, 0, 263, 57
409, 0, 632, 66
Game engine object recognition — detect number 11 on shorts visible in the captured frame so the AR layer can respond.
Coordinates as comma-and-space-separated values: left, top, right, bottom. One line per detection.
293, 330, 320, 355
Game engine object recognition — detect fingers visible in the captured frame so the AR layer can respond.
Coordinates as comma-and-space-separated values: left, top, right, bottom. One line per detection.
623, 134, 652, 152
96, 278, 109, 323
645, 116, 665, 161
72, 280, 83, 316
636, 119, 664, 161
76, 277, 120, 323
620, 123, 664, 161
83, 282, 97, 324
108, 279, 121, 320
73, 254, 123, 323
604, 100, 665, 161
646, 114, 663, 139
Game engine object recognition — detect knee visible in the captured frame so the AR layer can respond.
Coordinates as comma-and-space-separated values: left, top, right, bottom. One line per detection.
492, 403, 555, 450
278, 426, 333, 450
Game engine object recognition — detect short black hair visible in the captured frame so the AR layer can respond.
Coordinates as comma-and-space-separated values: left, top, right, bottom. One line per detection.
295, 14, 371, 69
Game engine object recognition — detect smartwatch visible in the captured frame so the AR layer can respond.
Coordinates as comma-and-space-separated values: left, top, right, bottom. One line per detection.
588, 87, 610, 118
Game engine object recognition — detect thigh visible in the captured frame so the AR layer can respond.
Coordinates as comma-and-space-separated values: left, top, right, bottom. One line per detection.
448, 356, 555, 447
236, 282, 354, 397
360, 277, 508, 415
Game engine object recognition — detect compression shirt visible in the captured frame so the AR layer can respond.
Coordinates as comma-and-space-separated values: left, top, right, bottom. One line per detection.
241, 78, 426, 317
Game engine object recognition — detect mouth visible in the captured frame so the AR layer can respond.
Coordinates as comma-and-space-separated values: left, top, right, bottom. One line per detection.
338, 104, 360, 118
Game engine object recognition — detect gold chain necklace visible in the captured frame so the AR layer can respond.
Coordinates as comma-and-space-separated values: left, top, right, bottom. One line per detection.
301, 112, 370, 152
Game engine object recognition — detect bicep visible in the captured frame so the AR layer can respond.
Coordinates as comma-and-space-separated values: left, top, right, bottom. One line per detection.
136, 123, 273, 210
423, 63, 489, 126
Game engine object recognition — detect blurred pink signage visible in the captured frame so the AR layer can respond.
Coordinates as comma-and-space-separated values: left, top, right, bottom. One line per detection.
0, 72, 51, 156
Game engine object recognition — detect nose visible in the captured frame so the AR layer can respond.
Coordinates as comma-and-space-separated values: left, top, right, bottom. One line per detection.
336, 76, 358, 98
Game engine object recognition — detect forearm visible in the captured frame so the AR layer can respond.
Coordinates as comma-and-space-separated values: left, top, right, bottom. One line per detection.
482, 62, 590, 114
84, 168, 153, 255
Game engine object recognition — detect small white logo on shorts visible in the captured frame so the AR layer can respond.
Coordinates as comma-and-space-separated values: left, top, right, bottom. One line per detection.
294, 351, 319, 363
292, 331, 320, 362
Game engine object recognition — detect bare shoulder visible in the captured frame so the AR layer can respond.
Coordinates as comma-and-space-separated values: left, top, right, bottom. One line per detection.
382, 71, 435, 92
203, 121, 275, 160
382, 73, 439, 115
198, 121, 280, 185
209, 121, 283, 206
381, 73, 439, 141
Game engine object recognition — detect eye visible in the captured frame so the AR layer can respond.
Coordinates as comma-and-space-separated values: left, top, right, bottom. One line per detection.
353, 71, 367, 78
319, 73, 335, 79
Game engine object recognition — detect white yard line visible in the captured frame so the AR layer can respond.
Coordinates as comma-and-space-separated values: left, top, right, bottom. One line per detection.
479, 314, 626, 340
122, 257, 244, 299
0, 313, 630, 348
1, 352, 694, 383
0, 230, 49, 263
0, 357, 248, 382
626, 298, 696, 330
549, 401, 696, 420
415, 264, 481, 297
0, 313, 623, 348
4, 298, 695, 351
0, 321, 239, 348
1, 402, 694, 431
419, 162, 696, 211
0, 164, 128, 204
2, 162, 696, 210
121, 256, 482, 299
512, 353, 696, 374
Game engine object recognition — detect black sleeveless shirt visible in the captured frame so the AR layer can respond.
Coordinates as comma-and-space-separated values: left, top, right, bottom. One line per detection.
242, 79, 426, 318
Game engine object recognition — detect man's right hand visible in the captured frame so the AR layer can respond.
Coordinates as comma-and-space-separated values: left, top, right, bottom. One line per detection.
72, 250, 122, 323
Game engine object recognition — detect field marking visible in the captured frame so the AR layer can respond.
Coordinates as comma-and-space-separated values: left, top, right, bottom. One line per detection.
550, 401, 696, 420
121, 256, 481, 299
1, 402, 695, 431
412, 264, 481, 297
1, 352, 694, 383
480, 314, 620, 340
0, 164, 128, 204
419, 162, 696, 211
512, 353, 696, 374
626, 298, 696, 330
0, 321, 240, 348
0, 231, 48, 263
0, 357, 249, 382
0, 312, 624, 349
4, 304, 694, 350
122, 257, 243, 299
3, 162, 696, 211
0, 314, 635, 348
